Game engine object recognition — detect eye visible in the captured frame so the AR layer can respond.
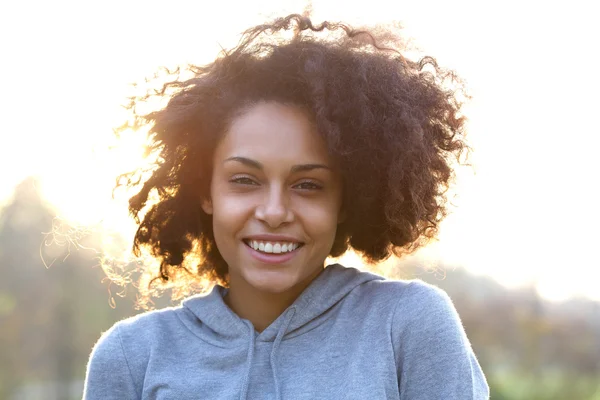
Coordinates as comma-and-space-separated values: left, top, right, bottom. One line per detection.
230, 176, 258, 186
294, 181, 323, 190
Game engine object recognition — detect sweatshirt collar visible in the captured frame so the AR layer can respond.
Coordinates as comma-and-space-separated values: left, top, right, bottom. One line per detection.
180, 264, 383, 343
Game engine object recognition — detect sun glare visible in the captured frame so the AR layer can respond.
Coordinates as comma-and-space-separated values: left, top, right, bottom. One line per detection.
2, 0, 598, 302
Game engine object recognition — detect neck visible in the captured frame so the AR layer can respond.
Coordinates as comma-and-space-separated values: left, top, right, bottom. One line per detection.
225, 269, 322, 332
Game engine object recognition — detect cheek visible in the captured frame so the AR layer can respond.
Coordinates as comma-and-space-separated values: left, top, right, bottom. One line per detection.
211, 202, 249, 268
297, 199, 341, 239
210, 187, 253, 239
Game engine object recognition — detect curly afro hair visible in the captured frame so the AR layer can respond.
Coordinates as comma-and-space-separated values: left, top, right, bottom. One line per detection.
117, 14, 469, 298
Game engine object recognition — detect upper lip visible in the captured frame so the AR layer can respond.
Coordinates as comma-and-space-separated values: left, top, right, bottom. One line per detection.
243, 234, 304, 243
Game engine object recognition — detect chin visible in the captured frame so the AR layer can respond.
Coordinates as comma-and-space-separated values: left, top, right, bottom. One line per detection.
242, 267, 304, 295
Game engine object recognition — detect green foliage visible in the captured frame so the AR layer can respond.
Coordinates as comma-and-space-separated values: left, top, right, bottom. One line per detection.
489, 371, 600, 400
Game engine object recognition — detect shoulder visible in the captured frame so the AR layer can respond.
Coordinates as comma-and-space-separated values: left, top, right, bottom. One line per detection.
369, 279, 490, 399
352, 274, 455, 317
117, 305, 186, 338
382, 279, 464, 341
92, 305, 186, 367
352, 276, 465, 345
85, 305, 188, 398
341, 271, 461, 338
389, 279, 459, 325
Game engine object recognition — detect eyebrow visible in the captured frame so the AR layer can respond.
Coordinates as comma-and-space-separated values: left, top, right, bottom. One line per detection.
224, 156, 331, 173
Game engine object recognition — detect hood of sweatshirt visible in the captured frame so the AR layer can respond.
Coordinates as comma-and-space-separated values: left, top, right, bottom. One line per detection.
178, 264, 383, 400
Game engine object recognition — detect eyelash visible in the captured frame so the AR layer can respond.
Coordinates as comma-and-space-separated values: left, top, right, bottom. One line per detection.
229, 176, 323, 191
230, 176, 258, 186
294, 181, 323, 190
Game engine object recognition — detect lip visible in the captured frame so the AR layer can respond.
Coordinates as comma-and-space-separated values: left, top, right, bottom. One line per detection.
243, 240, 302, 265
243, 234, 304, 244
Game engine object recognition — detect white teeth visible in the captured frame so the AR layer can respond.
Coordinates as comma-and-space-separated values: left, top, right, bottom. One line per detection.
247, 240, 301, 254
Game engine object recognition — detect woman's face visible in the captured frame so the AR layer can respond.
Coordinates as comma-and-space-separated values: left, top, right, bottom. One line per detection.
203, 101, 344, 295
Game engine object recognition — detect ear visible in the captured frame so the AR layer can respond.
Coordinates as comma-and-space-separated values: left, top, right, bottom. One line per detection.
201, 198, 213, 215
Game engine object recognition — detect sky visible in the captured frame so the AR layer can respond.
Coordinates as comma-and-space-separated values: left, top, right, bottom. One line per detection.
1, 0, 599, 301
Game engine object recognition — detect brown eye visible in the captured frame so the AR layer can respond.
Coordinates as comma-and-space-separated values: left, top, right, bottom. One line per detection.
294, 181, 323, 190
230, 177, 258, 186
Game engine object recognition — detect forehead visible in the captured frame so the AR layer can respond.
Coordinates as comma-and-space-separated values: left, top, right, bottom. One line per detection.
216, 102, 330, 164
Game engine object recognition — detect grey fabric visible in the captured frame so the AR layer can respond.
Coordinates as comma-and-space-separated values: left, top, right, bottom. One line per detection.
84, 264, 489, 399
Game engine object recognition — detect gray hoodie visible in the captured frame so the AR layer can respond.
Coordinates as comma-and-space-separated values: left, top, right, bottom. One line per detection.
83, 264, 489, 399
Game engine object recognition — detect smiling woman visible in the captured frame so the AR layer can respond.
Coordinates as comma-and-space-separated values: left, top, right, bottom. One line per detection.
204, 102, 345, 330
84, 14, 489, 399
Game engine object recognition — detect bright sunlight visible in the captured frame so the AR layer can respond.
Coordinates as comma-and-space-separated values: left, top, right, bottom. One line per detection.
1, 0, 598, 301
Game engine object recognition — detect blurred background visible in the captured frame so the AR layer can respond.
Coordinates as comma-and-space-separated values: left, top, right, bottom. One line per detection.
1, 0, 599, 399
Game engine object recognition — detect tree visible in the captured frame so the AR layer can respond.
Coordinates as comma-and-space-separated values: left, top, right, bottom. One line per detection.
0, 178, 137, 400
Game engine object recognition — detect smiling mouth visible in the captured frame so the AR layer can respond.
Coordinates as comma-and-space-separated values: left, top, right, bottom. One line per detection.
242, 239, 304, 254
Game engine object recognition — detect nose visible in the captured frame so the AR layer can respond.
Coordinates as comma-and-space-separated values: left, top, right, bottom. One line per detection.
255, 184, 294, 228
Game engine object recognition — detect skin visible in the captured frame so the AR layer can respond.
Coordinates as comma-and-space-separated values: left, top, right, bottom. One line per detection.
202, 101, 344, 332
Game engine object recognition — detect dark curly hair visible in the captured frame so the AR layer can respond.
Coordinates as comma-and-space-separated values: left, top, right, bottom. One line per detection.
114, 14, 469, 304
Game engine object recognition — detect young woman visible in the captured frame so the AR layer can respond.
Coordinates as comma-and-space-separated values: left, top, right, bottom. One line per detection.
84, 14, 489, 399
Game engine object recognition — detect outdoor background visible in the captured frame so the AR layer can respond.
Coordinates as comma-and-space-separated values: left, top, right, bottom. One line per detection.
1, 0, 599, 399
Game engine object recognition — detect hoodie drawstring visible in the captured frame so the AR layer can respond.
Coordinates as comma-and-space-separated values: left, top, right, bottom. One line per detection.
239, 307, 296, 400
239, 321, 256, 400
270, 306, 296, 400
